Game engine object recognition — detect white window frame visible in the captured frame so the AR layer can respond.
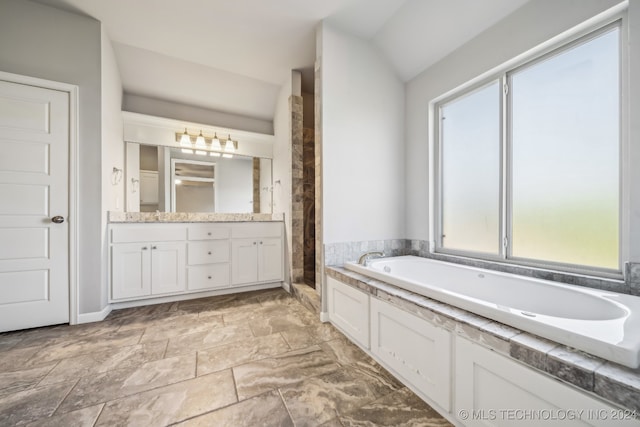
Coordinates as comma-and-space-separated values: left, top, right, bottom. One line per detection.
430, 12, 628, 279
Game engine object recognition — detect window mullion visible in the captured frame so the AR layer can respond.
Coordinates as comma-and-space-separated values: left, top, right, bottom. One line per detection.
500, 74, 510, 260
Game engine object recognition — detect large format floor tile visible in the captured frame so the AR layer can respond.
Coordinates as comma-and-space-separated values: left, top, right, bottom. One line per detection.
0, 287, 451, 426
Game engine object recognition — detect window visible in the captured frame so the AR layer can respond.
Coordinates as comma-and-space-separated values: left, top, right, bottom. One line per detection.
435, 22, 621, 273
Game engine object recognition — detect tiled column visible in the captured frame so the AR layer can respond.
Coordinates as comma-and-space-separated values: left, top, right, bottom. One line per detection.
314, 59, 324, 297
291, 95, 304, 284
252, 157, 260, 213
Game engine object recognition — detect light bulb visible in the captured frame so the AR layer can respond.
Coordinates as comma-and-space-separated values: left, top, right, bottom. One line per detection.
196, 131, 205, 147
211, 133, 221, 150
225, 134, 235, 152
180, 128, 191, 146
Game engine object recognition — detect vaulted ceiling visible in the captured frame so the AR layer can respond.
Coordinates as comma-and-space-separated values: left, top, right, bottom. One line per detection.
35, 0, 528, 121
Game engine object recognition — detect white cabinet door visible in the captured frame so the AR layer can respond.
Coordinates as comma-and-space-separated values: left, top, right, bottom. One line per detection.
371, 297, 451, 411
455, 337, 640, 427
258, 238, 283, 282
327, 277, 370, 348
231, 239, 258, 285
112, 243, 151, 300
150, 242, 186, 295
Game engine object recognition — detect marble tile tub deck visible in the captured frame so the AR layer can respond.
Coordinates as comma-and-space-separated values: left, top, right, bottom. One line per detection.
0, 288, 451, 426
326, 266, 640, 413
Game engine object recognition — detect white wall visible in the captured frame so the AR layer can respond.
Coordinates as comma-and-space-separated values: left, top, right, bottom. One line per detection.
405, 0, 627, 243
101, 25, 124, 312
272, 72, 298, 285
319, 23, 405, 244
0, 0, 103, 314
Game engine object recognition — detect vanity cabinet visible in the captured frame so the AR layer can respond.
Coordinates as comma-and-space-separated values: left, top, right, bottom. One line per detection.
109, 222, 284, 303
371, 297, 451, 411
231, 223, 283, 286
326, 277, 370, 348
111, 241, 186, 300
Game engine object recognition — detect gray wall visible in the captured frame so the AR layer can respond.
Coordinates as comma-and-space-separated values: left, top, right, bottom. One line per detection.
123, 93, 274, 135
0, 0, 103, 314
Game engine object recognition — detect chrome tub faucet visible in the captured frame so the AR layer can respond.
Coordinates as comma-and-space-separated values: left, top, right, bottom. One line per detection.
358, 251, 384, 265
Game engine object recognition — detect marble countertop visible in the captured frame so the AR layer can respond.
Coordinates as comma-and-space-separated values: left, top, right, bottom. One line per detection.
326, 266, 640, 413
108, 211, 284, 223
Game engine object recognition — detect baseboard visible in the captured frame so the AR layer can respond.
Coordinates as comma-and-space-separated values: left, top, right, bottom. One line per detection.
109, 282, 282, 310
320, 311, 330, 323
77, 305, 112, 324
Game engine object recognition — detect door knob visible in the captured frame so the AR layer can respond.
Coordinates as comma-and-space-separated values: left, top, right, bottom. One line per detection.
51, 216, 65, 224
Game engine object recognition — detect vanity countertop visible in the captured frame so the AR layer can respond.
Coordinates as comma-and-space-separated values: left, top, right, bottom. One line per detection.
108, 211, 284, 223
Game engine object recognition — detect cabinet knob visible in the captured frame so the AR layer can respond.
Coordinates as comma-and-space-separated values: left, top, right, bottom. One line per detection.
208, 251, 212, 255
152, 246, 157, 250
207, 232, 212, 236
253, 241, 256, 245
207, 276, 212, 279
142, 246, 148, 250
259, 241, 263, 245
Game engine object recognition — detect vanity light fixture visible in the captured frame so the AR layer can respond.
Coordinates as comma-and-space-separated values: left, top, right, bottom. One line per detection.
195, 130, 205, 147
211, 133, 221, 150
225, 134, 236, 153
180, 128, 191, 146
175, 129, 239, 155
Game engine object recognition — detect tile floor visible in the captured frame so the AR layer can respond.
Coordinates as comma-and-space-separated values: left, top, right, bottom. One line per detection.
0, 288, 452, 426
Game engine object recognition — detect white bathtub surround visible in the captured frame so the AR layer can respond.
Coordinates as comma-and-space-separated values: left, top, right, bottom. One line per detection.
346, 256, 640, 369
326, 265, 640, 413
108, 211, 284, 223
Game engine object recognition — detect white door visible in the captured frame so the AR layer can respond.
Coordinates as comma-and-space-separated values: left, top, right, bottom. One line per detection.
0, 79, 69, 332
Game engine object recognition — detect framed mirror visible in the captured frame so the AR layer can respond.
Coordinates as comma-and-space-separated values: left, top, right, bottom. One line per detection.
126, 142, 273, 214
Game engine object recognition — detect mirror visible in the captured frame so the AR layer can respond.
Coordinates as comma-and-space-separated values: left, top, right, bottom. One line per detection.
127, 142, 273, 213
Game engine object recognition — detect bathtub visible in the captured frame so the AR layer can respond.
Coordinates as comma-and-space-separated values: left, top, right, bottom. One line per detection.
345, 256, 640, 369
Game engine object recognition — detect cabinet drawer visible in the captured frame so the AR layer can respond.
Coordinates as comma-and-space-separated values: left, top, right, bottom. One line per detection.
188, 225, 230, 241
111, 226, 186, 243
188, 241, 230, 265
231, 222, 282, 238
188, 264, 230, 291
